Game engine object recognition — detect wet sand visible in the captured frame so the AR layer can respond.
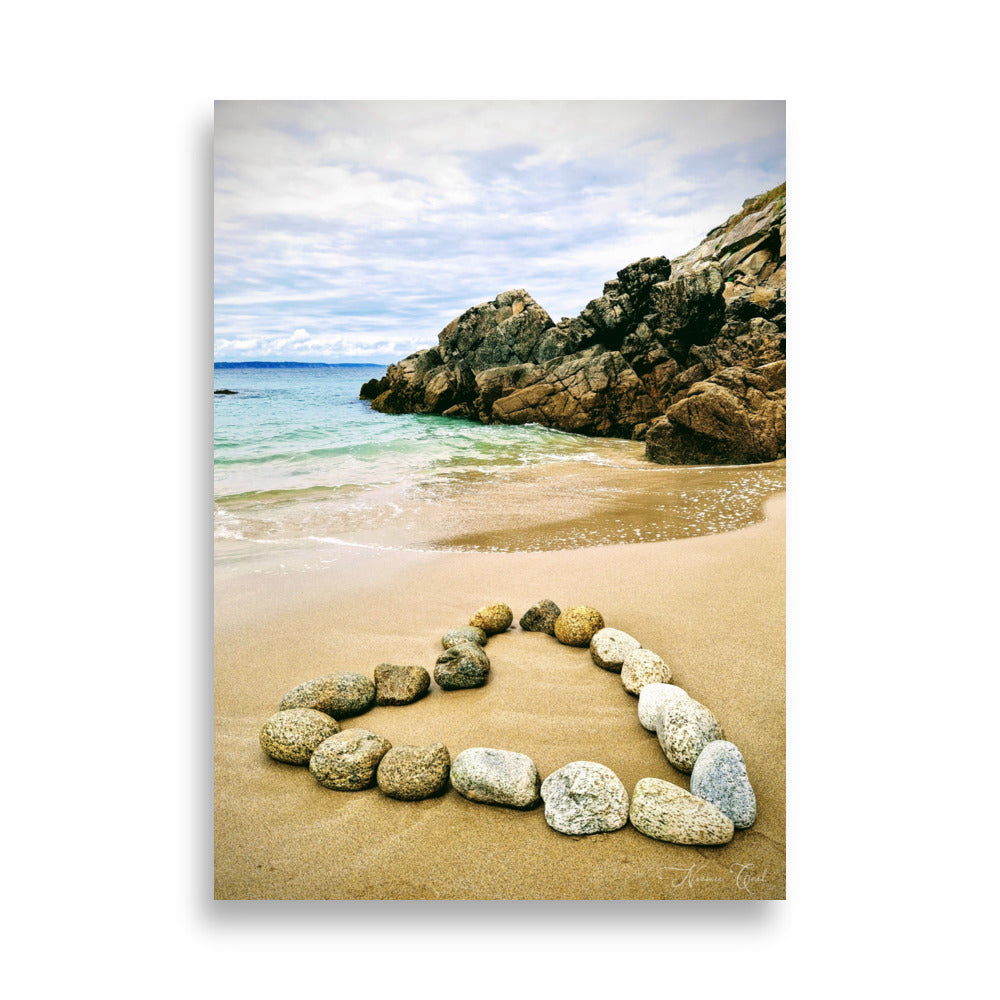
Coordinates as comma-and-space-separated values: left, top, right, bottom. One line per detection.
214, 494, 786, 900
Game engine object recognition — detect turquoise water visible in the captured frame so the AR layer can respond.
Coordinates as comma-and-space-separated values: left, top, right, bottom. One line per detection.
214, 363, 786, 557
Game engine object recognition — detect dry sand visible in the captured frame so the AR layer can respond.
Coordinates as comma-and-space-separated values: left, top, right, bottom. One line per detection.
214, 493, 785, 900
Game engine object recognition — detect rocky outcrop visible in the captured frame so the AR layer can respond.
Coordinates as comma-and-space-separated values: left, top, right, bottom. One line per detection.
362, 185, 786, 465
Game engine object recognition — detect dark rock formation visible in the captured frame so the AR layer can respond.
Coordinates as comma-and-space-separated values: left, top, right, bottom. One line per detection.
214, 389, 237, 395
363, 185, 786, 464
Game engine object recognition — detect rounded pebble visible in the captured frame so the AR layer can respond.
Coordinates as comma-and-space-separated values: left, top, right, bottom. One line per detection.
690, 740, 757, 829
451, 747, 541, 808
629, 777, 734, 845
589, 627, 641, 672
553, 606, 605, 647
278, 672, 376, 719
376, 743, 451, 800
441, 627, 488, 649
434, 641, 491, 689
637, 683, 690, 731
309, 728, 392, 790
469, 603, 513, 635
656, 697, 725, 773
519, 599, 562, 635
540, 761, 629, 835
621, 648, 672, 694
260, 708, 341, 765
373, 664, 430, 705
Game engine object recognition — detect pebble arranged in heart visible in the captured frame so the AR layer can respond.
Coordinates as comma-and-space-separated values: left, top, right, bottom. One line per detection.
259, 599, 757, 846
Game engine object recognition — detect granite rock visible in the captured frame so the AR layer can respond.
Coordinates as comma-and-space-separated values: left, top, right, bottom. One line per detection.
540, 761, 629, 835
637, 683, 690, 731
469, 603, 513, 636
259, 708, 341, 765
373, 664, 430, 706
441, 626, 488, 649
451, 747, 541, 808
629, 777, 734, 845
278, 672, 376, 720
589, 627, 641, 672
434, 641, 491, 689
656, 697, 725, 773
376, 742, 451, 800
309, 728, 392, 790
621, 648, 672, 694
690, 740, 757, 829
554, 606, 605, 647
519, 599, 561, 635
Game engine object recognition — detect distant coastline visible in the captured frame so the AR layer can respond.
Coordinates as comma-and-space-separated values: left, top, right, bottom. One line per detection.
214, 361, 385, 369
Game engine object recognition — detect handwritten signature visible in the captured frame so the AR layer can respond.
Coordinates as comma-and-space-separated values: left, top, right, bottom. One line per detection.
658, 862, 769, 895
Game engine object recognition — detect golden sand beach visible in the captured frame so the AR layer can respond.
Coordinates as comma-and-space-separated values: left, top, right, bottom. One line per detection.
214, 472, 785, 900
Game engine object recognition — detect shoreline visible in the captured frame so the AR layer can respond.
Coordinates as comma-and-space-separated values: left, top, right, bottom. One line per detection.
215, 493, 786, 899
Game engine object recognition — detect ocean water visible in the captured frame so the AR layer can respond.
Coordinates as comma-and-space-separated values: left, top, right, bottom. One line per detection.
214, 363, 785, 562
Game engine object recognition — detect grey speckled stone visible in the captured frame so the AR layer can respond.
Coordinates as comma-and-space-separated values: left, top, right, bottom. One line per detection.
434, 641, 491, 690
656, 697, 725, 773
469, 603, 513, 636
441, 626, 488, 649
690, 741, 757, 829
540, 761, 629, 835
451, 748, 541, 808
278, 672, 376, 719
519, 599, 561, 635
630, 777, 734, 845
376, 743, 451, 800
260, 709, 341, 765
637, 683, 690, 731
374, 664, 430, 705
589, 627, 641, 672
554, 606, 605, 647
621, 648, 672, 694
309, 728, 392, 790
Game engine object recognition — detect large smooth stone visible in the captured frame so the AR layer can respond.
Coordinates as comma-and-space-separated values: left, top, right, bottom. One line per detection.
630, 777, 734, 845
656, 697, 725, 773
690, 740, 757, 829
309, 728, 392, 790
469, 603, 513, 635
637, 683, 690, 731
278, 672, 376, 719
376, 743, 451, 800
373, 664, 430, 705
259, 708, 340, 765
621, 648, 672, 694
441, 627, 488, 649
519, 599, 561, 634
540, 761, 629, 835
451, 747, 541, 808
589, 627, 641, 672
554, 606, 605, 647
434, 641, 491, 689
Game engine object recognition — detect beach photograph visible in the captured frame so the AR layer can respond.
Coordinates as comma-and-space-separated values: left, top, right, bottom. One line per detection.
214, 100, 787, 900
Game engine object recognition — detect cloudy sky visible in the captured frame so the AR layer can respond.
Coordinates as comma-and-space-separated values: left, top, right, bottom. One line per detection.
214, 101, 785, 364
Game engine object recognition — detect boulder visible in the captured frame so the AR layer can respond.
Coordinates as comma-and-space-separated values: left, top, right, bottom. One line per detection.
376, 743, 451, 800
629, 778, 734, 845
637, 683, 690, 731
441, 626, 488, 649
540, 761, 629, 835
373, 664, 430, 706
469, 603, 513, 635
518, 599, 561, 634
554, 606, 605, 647
434, 641, 491, 689
278, 672, 376, 720
450, 748, 541, 809
259, 709, 340, 765
309, 728, 392, 790
620, 648, 672, 694
689, 740, 757, 829
589, 627, 641, 672
656, 697, 725, 773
